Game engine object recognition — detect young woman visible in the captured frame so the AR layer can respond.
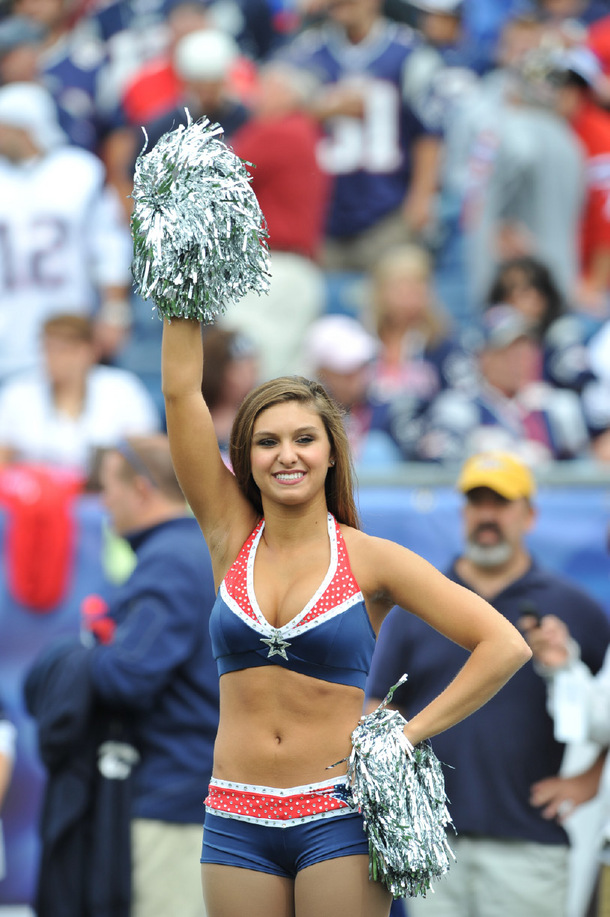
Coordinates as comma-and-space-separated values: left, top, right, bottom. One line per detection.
368, 243, 477, 406
486, 255, 594, 393
162, 317, 532, 917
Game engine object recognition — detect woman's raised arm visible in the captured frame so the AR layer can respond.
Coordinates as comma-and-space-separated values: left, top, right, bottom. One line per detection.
162, 318, 254, 547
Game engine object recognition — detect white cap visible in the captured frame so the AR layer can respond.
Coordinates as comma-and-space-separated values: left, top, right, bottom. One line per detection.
305, 315, 379, 374
558, 45, 603, 87
0, 82, 66, 151
409, 0, 463, 13
174, 28, 239, 81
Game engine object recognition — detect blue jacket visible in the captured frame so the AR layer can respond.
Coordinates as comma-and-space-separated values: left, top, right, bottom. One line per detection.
366, 559, 610, 845
90, 516, 219, 824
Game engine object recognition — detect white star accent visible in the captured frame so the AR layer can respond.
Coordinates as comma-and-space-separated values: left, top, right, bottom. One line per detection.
261, 632, 291, 660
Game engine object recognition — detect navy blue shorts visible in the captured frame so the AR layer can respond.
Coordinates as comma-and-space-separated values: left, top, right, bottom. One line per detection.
201, 810, 369, 877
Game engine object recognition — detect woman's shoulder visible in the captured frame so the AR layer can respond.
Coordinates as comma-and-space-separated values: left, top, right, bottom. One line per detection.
340, 524, 427, 583
339, 525, 398, 580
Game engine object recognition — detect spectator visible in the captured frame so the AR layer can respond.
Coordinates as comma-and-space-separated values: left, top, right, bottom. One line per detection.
367, 242, 477, 407
25, 435, 219, 917
0, 314, 161, 478
366, 449, 610, 917
0, 699, 16, 884
0, 14, 44, 84
221, 60, 329, 379
145, 28, 250, 146
105, 0, 215, 217
402, 0, 485, 133
520, 611, 610, 915
76, 0, 175, 109
553, 45, 610, 316
119, 0, 212, 127
486, 255, 594, 393
13, 0, 120, 155
0, 82, 133, 380
404, 304, 592, 463
461, 44, 585, 306
458, 0, 539, 72
303, 312, 403, 466
109, 23, 254, 220
442, 12, 546, 203
201, 326, 260, 459
280, 0, 442, 272
437, 11, 545, 328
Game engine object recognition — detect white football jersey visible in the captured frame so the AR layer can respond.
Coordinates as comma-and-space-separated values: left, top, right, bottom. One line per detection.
0, 365, 160, 472
0, 146, 133, 380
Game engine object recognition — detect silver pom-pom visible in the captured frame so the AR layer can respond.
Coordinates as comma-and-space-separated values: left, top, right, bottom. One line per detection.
332, 675, 455, 898
130, 112, 270, 322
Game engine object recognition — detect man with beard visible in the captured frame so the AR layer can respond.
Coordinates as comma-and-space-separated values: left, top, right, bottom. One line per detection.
366, 450, 610, 917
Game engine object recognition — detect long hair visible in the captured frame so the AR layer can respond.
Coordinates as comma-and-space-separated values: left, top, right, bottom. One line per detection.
229, 376, 360, 529
370, 243, 448, 347
486, 256, 564, 338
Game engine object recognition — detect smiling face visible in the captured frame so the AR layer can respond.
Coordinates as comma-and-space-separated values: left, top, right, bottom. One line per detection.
250, 401, 333, 510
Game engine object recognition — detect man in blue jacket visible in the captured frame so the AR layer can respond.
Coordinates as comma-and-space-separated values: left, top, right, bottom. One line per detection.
27, 434, 218, 917
366, 450, 610, 917
93, 435, 218, 917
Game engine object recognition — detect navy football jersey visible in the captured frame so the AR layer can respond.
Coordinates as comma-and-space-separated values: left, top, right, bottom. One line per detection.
282, 20, 436, 237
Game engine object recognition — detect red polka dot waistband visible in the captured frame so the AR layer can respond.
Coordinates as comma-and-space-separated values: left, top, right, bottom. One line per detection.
205, 776, 355, 827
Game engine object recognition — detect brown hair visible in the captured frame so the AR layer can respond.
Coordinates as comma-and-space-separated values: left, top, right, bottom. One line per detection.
229, 376, 360, 529
201, 326, 256, 408
42, 313, 94, 343
115, 435, 186, 503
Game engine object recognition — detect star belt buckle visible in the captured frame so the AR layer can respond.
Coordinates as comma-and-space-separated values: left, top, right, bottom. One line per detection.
261, 631, 291, 660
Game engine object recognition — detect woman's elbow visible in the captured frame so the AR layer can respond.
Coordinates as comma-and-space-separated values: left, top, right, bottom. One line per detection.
505, 630, 533, 672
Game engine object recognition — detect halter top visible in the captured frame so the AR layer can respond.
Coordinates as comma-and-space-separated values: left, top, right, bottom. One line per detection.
209, 513, 376, 689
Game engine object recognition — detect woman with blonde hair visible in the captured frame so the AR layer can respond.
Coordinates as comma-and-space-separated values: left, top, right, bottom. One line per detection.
161, 316, 531, 917
369, 243, 476, 405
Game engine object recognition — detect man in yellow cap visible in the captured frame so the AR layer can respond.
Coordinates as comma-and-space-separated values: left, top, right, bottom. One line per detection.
367, 450, 610, 917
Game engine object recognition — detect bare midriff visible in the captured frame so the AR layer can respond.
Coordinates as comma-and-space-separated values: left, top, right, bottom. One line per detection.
211, 667, 365, 787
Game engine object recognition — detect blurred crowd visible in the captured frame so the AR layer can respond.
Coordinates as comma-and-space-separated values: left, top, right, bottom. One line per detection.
1, 0, 610, 481
3, 4, 610, 913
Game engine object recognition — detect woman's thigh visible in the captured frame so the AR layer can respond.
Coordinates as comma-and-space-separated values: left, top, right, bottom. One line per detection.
295, 854, 392, 917
202, 863, 294, 917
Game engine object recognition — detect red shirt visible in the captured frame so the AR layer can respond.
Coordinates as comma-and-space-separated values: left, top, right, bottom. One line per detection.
121, 57, 181, 125
121, 57, 258, 126
231, 112, 329, 260
571, 98, 610, 276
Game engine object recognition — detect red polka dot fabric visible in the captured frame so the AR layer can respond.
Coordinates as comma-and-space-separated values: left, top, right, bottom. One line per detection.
222, 514, 361, 631
222, 520, 264, 623
205, 777, 353, 826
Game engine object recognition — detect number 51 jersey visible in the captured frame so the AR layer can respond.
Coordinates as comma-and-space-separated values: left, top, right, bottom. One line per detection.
281, 19, 437, 238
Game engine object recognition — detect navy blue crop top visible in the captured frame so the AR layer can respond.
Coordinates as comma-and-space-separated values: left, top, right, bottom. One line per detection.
209, 513, 376, 689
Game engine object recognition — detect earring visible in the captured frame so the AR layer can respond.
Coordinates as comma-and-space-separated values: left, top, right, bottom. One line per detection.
329, 459, 335, 467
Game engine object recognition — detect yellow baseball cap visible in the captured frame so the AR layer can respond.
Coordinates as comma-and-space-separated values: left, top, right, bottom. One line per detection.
457, 452, 536, 500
